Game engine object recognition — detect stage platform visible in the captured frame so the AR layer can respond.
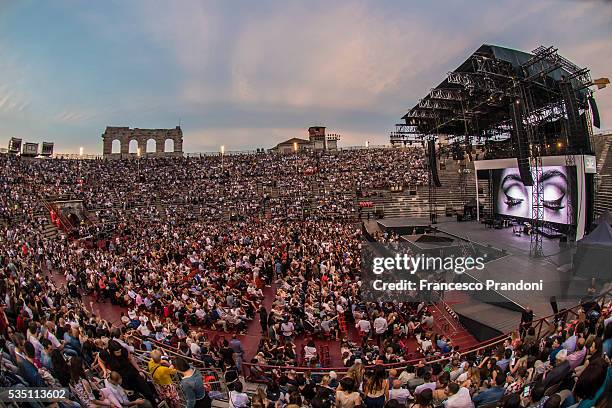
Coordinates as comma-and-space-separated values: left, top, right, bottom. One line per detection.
372, 217, 593, 336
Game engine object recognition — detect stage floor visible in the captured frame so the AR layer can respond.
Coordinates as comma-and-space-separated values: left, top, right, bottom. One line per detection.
375, 217, 591, 318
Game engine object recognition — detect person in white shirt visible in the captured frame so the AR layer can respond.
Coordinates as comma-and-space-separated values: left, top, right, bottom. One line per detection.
111, 329, 135, 353
104, 371, 153, 408
414, 372, 436, 395
355, 318, 371, 336
187, 338, 201, 359
421, 312, 434, 330
41, 323, 62, 349
281, 320, 295, 340
304, 340, 318, 361
373, 314, 388, 334
445, 383, 474, 408
373, 313, 388, 346
228, 381, 250, 408
388, 380, 412, 405
137, 322, 151, 337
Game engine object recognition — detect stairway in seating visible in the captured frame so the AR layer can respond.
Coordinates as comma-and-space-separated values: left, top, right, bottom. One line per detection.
434, 159, 477, 214
429, 301, 480, 350
364, 159, 477, 219
594, 134, 612, 217
35, 208, 62, 240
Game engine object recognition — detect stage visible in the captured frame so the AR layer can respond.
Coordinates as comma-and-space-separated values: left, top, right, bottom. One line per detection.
371, 217, 594, 337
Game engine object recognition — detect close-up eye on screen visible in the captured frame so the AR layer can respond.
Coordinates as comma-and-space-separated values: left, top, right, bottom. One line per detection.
496, 168, 530, 218
540, 166, 569, 224
494, 165, 573, 224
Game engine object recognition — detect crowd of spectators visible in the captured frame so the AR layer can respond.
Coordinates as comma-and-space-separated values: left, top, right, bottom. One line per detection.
0, 150, 609, 408
245, 305, 610, 408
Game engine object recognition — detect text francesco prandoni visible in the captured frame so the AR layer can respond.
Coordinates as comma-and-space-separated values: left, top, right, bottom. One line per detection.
372, 254, 485, 275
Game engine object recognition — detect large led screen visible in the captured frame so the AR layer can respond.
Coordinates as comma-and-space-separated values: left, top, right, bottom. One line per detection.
492, 165, 577, 225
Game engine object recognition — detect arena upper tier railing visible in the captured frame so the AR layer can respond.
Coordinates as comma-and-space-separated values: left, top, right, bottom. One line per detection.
48, 145, 400, 160
52, 153, 103, 160
136, 289, 610, 378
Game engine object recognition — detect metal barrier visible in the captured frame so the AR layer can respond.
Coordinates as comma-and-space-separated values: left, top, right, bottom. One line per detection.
42, 199, 75, 232
242, 290, 612, 374
137, 289, 610, 380
52, 153, 103, 160
133, 339, 229, 401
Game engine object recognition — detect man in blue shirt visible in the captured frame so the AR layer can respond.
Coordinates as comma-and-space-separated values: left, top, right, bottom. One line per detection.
436, 336, 451, 354
549, 337, 563, 365
496, 349, 513, 372
562, 328, 577, 353
472, 373, 506, 407
17, 342, 46, 387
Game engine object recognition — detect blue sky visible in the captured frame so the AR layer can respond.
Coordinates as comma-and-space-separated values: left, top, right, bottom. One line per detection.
1, 0, 611, 154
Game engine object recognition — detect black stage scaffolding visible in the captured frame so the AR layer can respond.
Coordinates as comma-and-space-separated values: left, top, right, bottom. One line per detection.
395, 44, 603, 256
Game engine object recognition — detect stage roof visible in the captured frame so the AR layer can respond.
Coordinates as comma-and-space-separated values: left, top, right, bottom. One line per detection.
402, 44, 591, 137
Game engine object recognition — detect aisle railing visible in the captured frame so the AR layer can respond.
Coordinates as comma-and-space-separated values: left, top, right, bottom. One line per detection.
131, 338, 229, 401
240, 288, 610, 377
42, 199, 75, 232
136, 290, 610, 379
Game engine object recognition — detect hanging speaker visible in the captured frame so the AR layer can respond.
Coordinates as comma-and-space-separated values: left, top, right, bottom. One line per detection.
427, 140, 442, 187
510, 100, 533, 186
589, 96, 600, 129
550, 296, 559, 315
560, 81, 589, 152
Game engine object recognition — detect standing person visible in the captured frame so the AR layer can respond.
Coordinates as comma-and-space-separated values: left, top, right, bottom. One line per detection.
281, 318, 295, 342
99, 341, 157, 404
520, 307, 534, 336
259, 305, 268, 335
229, 335, 244, 371
355, 316, 371, 338
148, 350, 180, 408
174, 356, 210, 408
363, 365, 389, 408
373, 313, 388, 347
335, 377, 361, 408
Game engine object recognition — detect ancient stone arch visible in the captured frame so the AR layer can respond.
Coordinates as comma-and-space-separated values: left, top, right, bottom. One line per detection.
102, 126, 183, 159
146, 138, 157, 153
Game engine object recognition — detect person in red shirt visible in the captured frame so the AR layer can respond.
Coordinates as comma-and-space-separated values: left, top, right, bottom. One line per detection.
98, 277, 107, 302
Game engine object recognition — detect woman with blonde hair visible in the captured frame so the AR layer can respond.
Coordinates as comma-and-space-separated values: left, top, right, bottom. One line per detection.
461, 366, 481, 394
510, 331, 521, 349
345, 360, 364, 389
250, 387, 268, 408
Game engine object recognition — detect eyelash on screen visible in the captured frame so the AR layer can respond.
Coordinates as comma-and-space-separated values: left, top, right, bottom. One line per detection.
504, 196, 523, 207
543, 196, 565, 211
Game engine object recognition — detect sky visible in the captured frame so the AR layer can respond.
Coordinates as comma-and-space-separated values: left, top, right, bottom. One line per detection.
0, 0, 611, 154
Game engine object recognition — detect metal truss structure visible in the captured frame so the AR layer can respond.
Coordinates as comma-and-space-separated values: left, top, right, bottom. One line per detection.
565, 153, 576, 242
429, 88, 463, 101
428, 154, 438, 224
399, 44, 594, 146
418, 99, 456, 110
459, 164, 468, 207
390, 124, 423, 146
447, 71, 499, 92
530, 156, 544, 257
396, 44, 598, 257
